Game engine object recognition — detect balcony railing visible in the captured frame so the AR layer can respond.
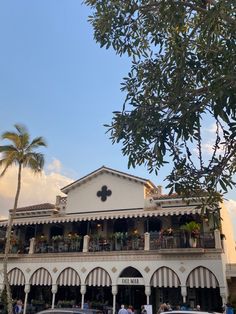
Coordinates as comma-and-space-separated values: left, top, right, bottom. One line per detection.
0, 231, 217, 255
88, 236, 144, 252
150, 231, 215, 249
35, 239, 82, 253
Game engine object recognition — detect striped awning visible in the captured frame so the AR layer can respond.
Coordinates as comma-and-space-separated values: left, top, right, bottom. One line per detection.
0, 206, 202, 226
30, 268, 52, 286
186, 266, 219, 288
86, 267, 111, 287
150, 267, 180, 288
57, 268, 81, 286
8, 268, 25, 286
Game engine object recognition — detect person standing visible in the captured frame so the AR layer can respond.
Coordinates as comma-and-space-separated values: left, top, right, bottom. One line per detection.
14, 300, 23, 314
226, 303, 234, 314
128, 305, 134, 314
118, 305, 128, 314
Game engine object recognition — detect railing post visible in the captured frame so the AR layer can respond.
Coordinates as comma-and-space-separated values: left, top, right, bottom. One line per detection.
83, 235, 90, 252
29, 237, 35, 254
144, 232, 150, 251
214, 229, 221, 249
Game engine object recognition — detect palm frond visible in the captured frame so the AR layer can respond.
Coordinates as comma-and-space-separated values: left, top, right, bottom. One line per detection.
23, 153, 45, 172
0, 145, 18, 153
0, 158, 14, 177
27, 136, 47, 151
14, 123, 28, 135
1, 132, 20, 147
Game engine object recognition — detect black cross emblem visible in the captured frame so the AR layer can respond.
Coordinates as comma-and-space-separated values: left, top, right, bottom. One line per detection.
97, 185, 112, 202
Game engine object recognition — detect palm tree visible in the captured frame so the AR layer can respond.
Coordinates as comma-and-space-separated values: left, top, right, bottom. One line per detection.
0, 124, 47, 314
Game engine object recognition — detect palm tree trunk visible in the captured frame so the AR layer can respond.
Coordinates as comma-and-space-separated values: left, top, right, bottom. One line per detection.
3, 164, 22, 314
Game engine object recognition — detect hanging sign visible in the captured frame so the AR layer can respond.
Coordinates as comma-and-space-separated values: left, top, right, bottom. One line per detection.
117, 277, 144, 285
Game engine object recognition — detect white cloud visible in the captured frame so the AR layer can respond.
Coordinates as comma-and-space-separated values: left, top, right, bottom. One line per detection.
46, 159, 62, 173
0, 159, 73, 219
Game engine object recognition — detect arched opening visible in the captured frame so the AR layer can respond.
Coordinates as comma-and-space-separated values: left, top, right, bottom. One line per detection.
28, 268, 52, 312
186, 266, 222, 312
85, 267, 113, 312
150, 267, 181, 313
8, 268, 25, 301
117, 267, 145, 313
56, 267, 81, 307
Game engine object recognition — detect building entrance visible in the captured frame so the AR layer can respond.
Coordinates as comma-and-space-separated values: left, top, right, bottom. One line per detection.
117, 285, 146, 314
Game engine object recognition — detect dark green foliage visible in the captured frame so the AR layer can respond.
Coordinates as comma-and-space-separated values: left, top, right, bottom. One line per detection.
85, 0, 236, 209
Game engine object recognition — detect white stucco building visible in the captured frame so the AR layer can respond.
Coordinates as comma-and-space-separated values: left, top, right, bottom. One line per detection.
0, 166, 236, 314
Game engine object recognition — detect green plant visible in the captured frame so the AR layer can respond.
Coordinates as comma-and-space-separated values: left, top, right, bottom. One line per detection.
180, 221, 200, 238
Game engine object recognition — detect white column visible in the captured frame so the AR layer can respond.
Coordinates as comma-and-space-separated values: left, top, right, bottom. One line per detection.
80, 284, 86, 309
29, 237, 35, 254
112, 285, 118, 314
145, 285, 151, 304
214, 229, 221, 249
51, 284, 58, 309
220, 286, 227, 306
23, 284, 30, 314
0, 283, 4, 297
83, 235, 90, 253
144, 233, 150, 251
181, 286, 187, 303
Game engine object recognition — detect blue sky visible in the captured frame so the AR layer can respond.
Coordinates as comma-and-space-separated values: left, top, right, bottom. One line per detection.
0, 1, 236, 233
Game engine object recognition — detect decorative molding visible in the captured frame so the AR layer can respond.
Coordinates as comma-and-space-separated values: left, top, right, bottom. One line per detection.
144, 266, 150, 273
179, 266, 186, 273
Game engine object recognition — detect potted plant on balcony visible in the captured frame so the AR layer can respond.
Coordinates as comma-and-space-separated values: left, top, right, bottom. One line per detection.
10, 235, 19, 253
180, 221, 200, 248
113, 232, 124, 250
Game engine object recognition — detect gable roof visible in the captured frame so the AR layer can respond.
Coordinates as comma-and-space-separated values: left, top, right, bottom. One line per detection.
61, 166, 156, 194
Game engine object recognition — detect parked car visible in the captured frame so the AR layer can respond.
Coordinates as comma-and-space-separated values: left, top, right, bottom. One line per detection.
36, 308, 103, 314
163, 311, 222, 314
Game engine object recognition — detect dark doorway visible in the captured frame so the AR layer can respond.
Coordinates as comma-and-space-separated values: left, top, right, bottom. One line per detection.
117, 285, 146, 313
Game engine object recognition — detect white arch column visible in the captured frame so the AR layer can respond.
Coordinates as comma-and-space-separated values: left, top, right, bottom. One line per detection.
51, 284, 58, 309
23, 284, 30, 314
80, 284, 86, 309
181, 286, 187, 303
112, 285, 118, 314
145, 285, 151, 305
220, 286, 227, 306
0, 283, 4, 296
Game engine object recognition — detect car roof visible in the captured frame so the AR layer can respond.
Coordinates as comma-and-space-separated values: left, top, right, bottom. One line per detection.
164, 311, 220, 314
37, 309, 102, 314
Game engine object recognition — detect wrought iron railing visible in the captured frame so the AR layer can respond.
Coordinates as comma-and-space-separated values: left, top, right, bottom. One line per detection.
149, 231, 215, 249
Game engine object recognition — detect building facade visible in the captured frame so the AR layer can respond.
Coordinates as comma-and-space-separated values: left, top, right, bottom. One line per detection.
0, 166, 236, 314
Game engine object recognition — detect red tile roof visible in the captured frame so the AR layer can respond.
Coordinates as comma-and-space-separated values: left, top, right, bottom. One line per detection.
10, 203, 56, 212
153, 193, 180, 200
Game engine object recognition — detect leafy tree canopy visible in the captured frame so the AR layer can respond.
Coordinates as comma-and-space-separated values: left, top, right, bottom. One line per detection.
85, 0, 236, 210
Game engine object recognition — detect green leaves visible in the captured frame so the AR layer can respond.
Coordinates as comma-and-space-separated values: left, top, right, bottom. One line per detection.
86, 0, 236, 208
